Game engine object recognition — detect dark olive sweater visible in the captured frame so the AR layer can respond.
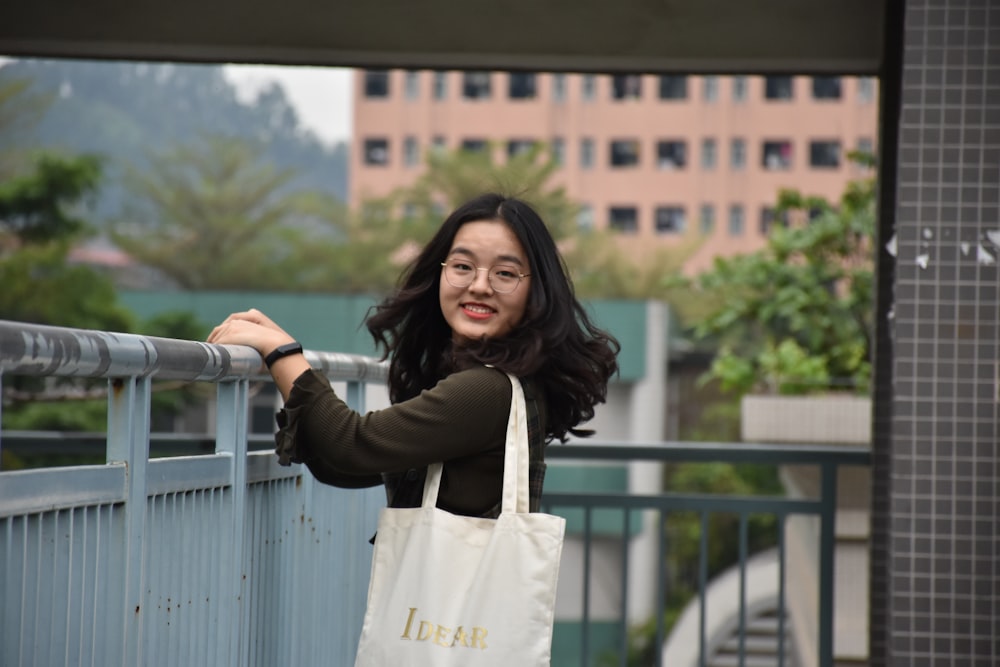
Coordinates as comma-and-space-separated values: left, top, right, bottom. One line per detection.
274, 364, 547, 518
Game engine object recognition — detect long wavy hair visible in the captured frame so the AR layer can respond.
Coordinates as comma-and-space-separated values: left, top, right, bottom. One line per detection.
366, 193, 620, 442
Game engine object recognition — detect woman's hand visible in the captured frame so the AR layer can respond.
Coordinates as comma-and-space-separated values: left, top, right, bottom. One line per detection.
207, 308, 295, 357
208, 309, 309, 400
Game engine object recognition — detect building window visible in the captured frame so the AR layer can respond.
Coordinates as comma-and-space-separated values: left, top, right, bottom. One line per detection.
658, 75, 688, 100
552, 74, 567, 102
812, 76, 842, 100
403, 136, 419, 167
402, 201, 419, 220
612, 74, 642, 100
364, 70, 390, 98
703, 76, 719, 102
509, 72, 537, 99
363, 138, 389, 166
582, 74, 597, 101
580, 137, 595, 169
760, 206, 789, 235
857, 76, 876, 103
431, 135, 447, 153
699, 204, 715, 234
551, 137, 565, 165
609, 206, 638, 233
655, 206, 686, 234
764, 76, 793, 100
732, 76, 748, 102
728, 204, 745, 236
432, 71, 448, 100
462, 72, 492, 99
610, 139, 641, 167
461, 138, 488, 154
657, 140, 687, 169
856, 137, 875, 165
762, 140, 793, 170
701, 138, 717, 170
731, 138, 747, 170
809, 140, 841, 168
577, 204, 594, 231
507, 139, 537, 158
404, 71, 420, 100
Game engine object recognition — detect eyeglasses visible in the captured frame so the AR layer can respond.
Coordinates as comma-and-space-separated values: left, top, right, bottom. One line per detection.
440, 259, 531, 294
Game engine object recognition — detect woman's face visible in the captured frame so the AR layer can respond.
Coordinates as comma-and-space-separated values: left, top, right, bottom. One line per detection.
439, 219, 531, 344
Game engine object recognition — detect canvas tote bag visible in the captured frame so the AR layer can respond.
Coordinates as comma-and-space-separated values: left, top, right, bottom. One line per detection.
353, 374, 566, 667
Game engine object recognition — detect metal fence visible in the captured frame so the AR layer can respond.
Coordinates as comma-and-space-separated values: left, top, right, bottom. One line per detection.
0, 320, 869, 667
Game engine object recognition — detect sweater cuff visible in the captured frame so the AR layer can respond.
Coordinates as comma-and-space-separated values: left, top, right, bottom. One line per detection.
274, 369, 330, 466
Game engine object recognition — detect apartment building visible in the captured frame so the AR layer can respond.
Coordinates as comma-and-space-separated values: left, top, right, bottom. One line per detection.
350, 70, 878, 272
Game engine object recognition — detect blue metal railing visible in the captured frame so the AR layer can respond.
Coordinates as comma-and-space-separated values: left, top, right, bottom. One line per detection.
0, 320, 870, 667
542, 444, 869, 667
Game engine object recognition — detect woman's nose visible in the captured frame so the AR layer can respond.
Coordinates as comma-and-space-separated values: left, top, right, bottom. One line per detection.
469, 267, 494, 293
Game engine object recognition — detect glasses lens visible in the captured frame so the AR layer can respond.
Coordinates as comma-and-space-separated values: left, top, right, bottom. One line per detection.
445, 260, 474, 287
490, 265, 520, 293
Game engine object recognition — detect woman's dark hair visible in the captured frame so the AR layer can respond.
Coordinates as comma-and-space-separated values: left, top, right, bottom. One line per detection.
366, 193, 620, 442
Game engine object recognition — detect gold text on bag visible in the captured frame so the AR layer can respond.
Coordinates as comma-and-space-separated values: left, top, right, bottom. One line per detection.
400, 607, 489, 649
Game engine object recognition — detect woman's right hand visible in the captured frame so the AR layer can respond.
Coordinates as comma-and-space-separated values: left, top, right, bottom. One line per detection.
207, 308, 295, 357
208, 308, 309, 400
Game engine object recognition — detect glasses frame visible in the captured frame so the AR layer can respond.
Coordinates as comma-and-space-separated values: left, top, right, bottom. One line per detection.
440, 260, 531, 294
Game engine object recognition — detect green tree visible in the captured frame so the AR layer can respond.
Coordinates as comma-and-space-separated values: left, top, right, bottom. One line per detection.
111, 134, 334, 290
0, 152, 137, 437
680, 158, 876, 396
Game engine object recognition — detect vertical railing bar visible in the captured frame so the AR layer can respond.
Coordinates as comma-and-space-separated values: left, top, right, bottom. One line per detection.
582, 505, 593, 667
77, 509, 87, 666
89, 506, 103, 667
619, 508, 630, 667
698, 511, 709, 667
64, 509, 75, 667
20, 516, 29, 666
215, 379, 250, 667
107, 375, 151, 667
654, 510, 666, 667
345, 380, 365, 413
738, 512, 748, 667
778, 512, 787, 667
49, 510, 60, 666
818, 463, 838, 667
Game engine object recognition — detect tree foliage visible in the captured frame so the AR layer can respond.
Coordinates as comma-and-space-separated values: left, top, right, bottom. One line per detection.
680, 157, 876, 395
111, 134, 335, 290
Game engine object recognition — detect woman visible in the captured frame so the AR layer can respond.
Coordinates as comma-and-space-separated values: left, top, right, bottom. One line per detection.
208, 193, 619, 518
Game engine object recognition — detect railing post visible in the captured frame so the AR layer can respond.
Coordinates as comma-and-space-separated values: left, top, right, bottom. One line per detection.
106, 375, 152, 667
817, 463, 838, 667
215, 379, 250, 667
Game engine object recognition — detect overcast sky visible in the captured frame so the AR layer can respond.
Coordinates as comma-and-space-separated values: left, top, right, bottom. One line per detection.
223, 64, 354, 145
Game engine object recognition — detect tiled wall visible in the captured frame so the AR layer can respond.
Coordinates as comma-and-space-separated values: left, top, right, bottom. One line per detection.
875, 0, 1000, 664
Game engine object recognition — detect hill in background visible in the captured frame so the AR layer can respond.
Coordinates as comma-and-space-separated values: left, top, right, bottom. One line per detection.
0, 58, 349, 221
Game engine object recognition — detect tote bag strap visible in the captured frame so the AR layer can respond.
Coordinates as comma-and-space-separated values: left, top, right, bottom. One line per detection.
421, 373, 530, 514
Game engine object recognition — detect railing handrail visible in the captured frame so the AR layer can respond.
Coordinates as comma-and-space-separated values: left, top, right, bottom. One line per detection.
0, 318, 387, 383
549, 442, 870, 465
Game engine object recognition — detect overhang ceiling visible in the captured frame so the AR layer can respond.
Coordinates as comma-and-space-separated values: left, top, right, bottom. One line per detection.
1, 0, 887, 75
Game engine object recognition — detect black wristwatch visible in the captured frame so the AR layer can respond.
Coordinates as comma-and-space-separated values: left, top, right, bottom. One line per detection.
263, 341, 304, 369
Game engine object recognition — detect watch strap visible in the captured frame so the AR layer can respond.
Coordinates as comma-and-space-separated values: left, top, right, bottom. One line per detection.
264, 342, 304, 369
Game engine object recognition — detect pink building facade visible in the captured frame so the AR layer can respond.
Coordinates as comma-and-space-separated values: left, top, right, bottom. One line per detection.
350, 70, 878, 273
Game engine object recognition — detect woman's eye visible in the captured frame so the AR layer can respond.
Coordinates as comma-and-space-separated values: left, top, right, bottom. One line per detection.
494, 267, 517, 279
452, 262, 474, 272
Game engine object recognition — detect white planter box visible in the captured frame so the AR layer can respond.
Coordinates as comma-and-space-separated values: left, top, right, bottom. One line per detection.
741, 394, 872, 445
